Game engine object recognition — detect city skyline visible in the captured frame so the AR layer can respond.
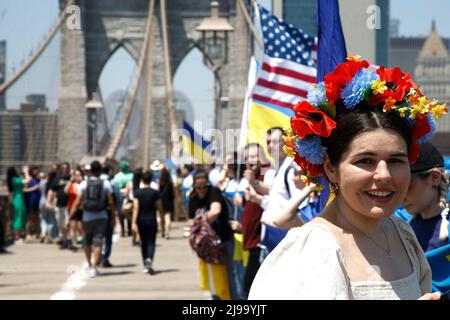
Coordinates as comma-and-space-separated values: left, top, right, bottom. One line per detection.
0, 0, 449, 128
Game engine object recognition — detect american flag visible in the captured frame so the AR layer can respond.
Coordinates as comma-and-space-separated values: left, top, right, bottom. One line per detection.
252, 5, 317, 109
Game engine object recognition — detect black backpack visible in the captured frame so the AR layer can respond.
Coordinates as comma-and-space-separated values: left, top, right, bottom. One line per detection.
83, 178, 107, 212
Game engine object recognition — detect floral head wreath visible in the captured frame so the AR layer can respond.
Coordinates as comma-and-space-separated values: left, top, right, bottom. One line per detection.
284, 55, 448, 190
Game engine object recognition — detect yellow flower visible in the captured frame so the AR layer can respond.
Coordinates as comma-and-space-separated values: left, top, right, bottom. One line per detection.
408, 92, 421, 106
431, 103, 448, 120
416, 97, 430, 112
300, 175, 311, 185
383, 97, 396, 113
283, 145, 296, 158
371, 80, 388, 95
397, 107, 408, 118
347, 55, 361, 62
313, 184, 325, 192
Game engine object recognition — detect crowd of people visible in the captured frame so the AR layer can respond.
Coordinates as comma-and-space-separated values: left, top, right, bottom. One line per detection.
0, 159, 177, 278
1, 57, 449, 300
182, 58, 450, 300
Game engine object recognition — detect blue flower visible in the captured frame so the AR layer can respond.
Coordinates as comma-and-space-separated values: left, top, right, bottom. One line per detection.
307, 82, 327, 107
341, 69, 379, 109
294, 136, 326, 165
417, 114, 436, 143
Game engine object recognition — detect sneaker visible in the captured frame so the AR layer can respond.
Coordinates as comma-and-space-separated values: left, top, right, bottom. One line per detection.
142, 267, 149, 273
59, 240, 68, 250
88, 268, 100, 278
144, 258, 154, 275
0, 247, 11, 254
101, 260, 113, 268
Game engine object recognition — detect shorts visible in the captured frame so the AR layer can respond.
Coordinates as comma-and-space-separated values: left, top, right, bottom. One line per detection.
55, 207, 68, 230
70, 209, 83, 222
82, 219, 107, 247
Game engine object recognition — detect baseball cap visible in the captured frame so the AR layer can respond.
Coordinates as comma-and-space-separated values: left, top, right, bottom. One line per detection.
119, 160, 129, 170
410, 142, 444, 174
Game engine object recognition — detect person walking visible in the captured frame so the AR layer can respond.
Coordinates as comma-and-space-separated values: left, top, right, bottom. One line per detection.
131, 170, 164, 274
112, 161, 133, 237
101, 163, 116, 268
47, 162, 71, 249
65, 168, 84, 251
159, 166, 175, 239
69, 161, 116, 277
39, 170, 58, 243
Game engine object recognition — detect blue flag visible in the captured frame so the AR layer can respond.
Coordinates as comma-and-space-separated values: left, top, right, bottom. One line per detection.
317, 0, 347, 81
316, 0, 347, 210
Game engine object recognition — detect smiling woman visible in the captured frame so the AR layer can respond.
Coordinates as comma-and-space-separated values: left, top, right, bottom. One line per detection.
248, 56, 447, 300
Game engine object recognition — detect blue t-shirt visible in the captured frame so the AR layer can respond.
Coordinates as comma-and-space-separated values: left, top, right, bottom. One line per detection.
410, 214, 449, 252
28, 179, 41, 205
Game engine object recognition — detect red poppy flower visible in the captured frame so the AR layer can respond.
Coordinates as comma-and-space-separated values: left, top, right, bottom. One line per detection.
294, 154, 323, 177
369, 67, 418, 106
290, 101, 336, 139
409, 116, 431, 163
323, 60, 370, 104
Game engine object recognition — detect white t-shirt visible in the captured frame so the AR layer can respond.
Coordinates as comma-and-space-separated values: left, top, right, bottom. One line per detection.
208, 166, 222, 187
78, 177, 112, 222
261, 157, 308, 223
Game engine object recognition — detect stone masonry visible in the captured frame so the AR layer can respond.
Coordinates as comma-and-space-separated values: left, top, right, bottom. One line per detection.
58, 0, 249, 164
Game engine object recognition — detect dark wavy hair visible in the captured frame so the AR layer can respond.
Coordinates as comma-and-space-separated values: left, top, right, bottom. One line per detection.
322, 106, 412, 166
6, 166, 18, 193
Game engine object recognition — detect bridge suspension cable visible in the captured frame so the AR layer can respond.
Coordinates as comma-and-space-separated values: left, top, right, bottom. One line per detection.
0, 0, 76, 95
105, 0, 156, 159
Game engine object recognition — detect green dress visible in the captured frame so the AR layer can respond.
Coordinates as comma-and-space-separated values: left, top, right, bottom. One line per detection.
12, 177, 27, 231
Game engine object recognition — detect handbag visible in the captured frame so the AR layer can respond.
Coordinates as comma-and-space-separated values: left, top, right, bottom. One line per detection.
189, 212, 228, 265
122, 198, 134, 219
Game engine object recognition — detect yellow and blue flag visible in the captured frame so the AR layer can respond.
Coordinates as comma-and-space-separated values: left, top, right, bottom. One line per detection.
181, 120, 214, 163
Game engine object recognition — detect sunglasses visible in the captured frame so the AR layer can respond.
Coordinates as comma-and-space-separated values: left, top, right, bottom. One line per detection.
411, 170, 432, 180
194, 184, 210, 190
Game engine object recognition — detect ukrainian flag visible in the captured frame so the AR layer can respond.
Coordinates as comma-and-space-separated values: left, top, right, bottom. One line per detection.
181, 120, 213, 163
246, 100, 294, 154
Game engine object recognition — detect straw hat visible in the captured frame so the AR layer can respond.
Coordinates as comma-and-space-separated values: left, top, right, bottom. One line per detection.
150, 160, 164, 171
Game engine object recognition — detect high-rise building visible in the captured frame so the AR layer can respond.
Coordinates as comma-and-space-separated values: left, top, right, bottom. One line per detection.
414, 22, 450, 140
26, 94, 47, 111
280, 0, 390, 66
0, 41, 6, 111
389, 23, 450, 154
390, 18, 400, 38
0, 109, 58, 178
282, 0, 317, 37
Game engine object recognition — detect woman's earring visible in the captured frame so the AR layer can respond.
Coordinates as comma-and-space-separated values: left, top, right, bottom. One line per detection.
330, 182, 339, 195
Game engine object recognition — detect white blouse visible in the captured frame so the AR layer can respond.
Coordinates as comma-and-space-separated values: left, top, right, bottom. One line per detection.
248, 217, 432, 300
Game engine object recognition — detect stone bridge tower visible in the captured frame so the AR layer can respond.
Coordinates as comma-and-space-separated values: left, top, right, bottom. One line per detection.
58, 0, 250, 165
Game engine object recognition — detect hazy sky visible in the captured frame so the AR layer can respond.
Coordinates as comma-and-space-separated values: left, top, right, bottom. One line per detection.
1, 0, 450, 130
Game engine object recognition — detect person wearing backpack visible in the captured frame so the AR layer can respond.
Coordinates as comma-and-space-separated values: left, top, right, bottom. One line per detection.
69, 161, 116, 278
